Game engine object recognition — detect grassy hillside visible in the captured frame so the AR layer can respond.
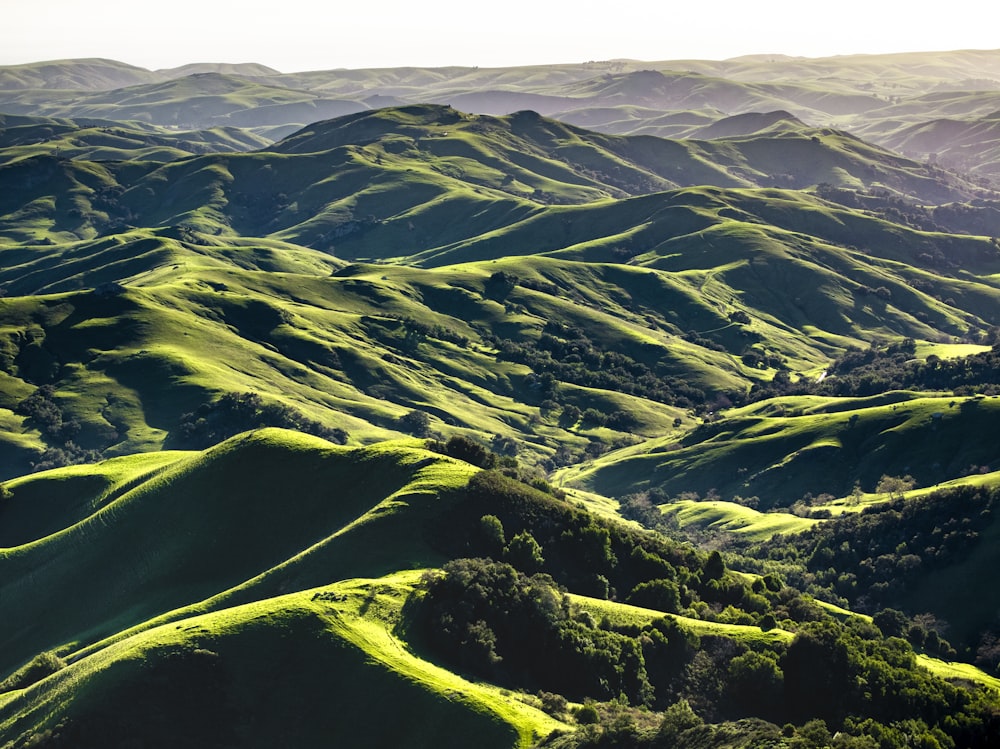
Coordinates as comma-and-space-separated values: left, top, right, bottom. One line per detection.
0, 571, 562, 748
1, 107, 1000, 479
4, 55, 1000, 746
570, 392, 1000, 505
2, 433, 998, 747
0, 429, 478, 676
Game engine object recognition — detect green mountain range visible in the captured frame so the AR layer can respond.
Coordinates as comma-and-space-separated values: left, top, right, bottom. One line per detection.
2, 52, 1000, 748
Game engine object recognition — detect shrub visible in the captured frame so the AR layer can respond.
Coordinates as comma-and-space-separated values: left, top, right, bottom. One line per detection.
504, 530, 545, 572
627, 578, 680, 613
479, 514, 506, 554
398, 409, 432, 437
575, 702, 600, 725
428, 435, 497, 468
0, 651, 66, 692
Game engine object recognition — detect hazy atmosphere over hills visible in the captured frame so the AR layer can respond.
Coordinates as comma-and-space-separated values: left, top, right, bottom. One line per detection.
3, 42, 1000, 748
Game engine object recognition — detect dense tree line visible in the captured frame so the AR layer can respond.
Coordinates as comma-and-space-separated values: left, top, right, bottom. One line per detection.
173, 391, 348, 449
415, 559, 653, 704
487, 321, 713, 411
15, 385, 101, 470
413, 558, 1000, 748
414, 468, 999, 744
750, 338, 1000, 401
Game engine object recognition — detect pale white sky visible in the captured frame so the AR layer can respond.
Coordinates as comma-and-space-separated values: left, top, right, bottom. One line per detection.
2, 0, 999, 72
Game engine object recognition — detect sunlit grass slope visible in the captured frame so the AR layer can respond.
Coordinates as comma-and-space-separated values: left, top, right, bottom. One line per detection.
0, 571, 562, 748
0, 429, 477, 678
0, 244, 721, 475
571, 393, 1000, 506
3, 173, 1000, 477
661, 500, 818, 540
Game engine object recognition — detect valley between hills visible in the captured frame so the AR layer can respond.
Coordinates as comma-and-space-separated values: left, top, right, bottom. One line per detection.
2, 51, 1000, 748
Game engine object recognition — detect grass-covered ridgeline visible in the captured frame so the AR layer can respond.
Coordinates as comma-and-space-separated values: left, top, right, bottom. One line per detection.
0, 572, 562, 749
3, 131, 1000, 479
5, 54, 1000, 747
0, 429, 477, 678
3, 438, 998, 748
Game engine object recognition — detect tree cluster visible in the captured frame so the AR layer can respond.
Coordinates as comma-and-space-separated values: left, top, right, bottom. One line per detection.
414, 557, 999, 748
15, 386, 101, 471
750, 339, 1000, 401
173, 391, 348, 449
489, 321, 713, 411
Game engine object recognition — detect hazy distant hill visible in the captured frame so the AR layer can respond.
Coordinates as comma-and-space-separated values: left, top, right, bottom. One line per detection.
5, 51, 1000, 180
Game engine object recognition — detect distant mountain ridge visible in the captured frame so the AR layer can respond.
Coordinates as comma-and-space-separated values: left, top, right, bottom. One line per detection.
4, 50, 1000, 180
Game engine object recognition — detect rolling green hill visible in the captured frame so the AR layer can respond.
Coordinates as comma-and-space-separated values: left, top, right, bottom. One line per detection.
0, 571, 561, 749
0, 430, 471, 675
3, 431, 996, 748
568, 393, 1000, 505
0, 114, 271, 164
4, 54, 1000, 748
6, 50, 1000, 180
1, 105, 1000, 481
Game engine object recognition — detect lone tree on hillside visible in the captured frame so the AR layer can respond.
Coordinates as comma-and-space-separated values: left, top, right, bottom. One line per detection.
399, 409, 432, 437
485, 270, 518, 301
875, 474, 916, 501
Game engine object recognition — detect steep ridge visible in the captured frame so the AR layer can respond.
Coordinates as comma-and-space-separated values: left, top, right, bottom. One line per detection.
0, 429, 475, 676
0, 572, 557, 749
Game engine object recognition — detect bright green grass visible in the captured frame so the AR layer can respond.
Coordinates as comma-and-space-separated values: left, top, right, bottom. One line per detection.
0, 430, 478, 678
0, 571, 564, 748
567, 593, 793, 646
914, 341, 992, 360
66, 441, 480, 667
662, 499, 817, 540
2, 243, 755, 473
0, 450, 188, 547
558, 486, 636, 525
917, 655, 1000, 692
